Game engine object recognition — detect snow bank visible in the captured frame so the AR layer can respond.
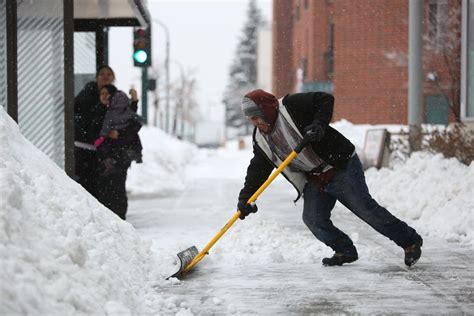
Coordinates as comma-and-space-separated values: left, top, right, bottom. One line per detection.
185, 137, 253, 180
209, 154, 472, 265
366, 152, 474, 244
213, 220, 328, 265
127, 126, 198, 196
2, 105, 472, 313
0, 109, 188, 314
331, 120, 473, 244
332, 119, 406, 155
211, 120, 473, 267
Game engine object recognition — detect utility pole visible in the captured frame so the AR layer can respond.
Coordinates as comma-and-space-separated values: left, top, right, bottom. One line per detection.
153, 19, 170, 133
152, 69, 161, 127
141, 67, 148, 124
408, 0, 423, 152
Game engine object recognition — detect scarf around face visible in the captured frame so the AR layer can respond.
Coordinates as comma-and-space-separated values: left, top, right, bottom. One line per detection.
262, 113, 329, 173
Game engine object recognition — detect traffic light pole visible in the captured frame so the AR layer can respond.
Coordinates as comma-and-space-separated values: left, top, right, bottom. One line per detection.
142, 67, 148, 125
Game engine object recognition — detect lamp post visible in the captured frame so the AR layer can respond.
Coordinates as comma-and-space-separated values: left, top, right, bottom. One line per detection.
153, 19, 170, 133
408, 0, 423, 152
170, 59, 186, 138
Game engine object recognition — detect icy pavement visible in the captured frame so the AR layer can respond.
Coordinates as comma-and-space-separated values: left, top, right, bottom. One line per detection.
128, 150, 474, 315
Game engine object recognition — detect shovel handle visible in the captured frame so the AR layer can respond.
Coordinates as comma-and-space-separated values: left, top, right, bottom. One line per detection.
183, 140, 308, 275
246, 150, 298, 204
183, 211, 241, 273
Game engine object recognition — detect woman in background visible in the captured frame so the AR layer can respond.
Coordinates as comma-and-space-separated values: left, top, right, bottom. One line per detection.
73, 65, 115, 199
94, 84, 143, 220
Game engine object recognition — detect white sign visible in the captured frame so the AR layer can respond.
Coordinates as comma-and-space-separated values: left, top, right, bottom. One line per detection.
363, 129, 390, 169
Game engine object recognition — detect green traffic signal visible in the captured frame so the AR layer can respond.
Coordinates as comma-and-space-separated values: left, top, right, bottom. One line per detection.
133, 27, 151, 67
133, 50, 148, 64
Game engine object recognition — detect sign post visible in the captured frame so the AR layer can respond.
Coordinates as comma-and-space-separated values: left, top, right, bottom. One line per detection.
362, 129, 391, 169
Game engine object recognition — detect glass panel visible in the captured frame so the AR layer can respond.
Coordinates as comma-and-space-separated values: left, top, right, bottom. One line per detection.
74, 32, 96, 96
17, 0, 64, 167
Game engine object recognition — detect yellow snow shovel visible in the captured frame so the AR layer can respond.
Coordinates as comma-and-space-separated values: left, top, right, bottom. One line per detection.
168, 138, 310, 279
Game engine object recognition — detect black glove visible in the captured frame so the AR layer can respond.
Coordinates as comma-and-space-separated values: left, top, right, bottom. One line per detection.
303, 121, 325, 143
237, 200, 258, 220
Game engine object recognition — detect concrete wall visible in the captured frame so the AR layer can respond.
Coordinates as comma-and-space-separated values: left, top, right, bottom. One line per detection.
257, 22, 273, 92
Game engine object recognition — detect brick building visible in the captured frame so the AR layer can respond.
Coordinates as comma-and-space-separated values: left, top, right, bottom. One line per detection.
272, 0, 462, 125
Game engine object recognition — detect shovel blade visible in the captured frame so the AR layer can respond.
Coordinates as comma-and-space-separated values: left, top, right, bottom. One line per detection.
167, 246, 199, 279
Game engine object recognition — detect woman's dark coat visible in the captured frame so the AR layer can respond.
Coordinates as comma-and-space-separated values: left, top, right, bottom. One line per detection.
74, 81, 107, 144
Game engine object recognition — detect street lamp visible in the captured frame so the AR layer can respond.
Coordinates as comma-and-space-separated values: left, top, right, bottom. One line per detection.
170, 59, 186, 137
152, 19, 170, 133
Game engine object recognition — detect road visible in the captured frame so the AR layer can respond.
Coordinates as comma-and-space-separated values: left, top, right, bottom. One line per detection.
128, 149, 473, 315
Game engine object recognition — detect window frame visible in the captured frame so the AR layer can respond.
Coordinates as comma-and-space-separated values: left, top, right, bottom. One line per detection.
428, 0, 449, 52
461, 0, 474, 121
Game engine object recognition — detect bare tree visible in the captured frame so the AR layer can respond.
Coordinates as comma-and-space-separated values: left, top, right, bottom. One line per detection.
384, 0, 462, 122
424, 0, 462, 122
149, 65, 167, 129
181, 78, 197, 139
170, 69, 199, 140
223, 0, 264, 137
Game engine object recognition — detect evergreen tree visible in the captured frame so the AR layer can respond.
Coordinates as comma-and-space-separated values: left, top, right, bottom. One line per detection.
223, 0, 264, 137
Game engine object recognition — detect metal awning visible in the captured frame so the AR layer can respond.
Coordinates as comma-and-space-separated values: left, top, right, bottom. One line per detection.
74, 0, 151, 30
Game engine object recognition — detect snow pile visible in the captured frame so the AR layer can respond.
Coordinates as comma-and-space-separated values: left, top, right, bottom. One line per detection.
213, 220, 327, 265
127, 126, 198, 196
332, 119, 373, 150
330, 120, 473, 244
332, 119, 406, 153
206, 120, 473, 267
0, 109, 188, 314
367, 152, 474, 244
185, 138, 253, 180
2, 102, 472, 313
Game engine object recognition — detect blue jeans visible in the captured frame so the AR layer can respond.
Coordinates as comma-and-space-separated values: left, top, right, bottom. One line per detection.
302, 155, 420, 255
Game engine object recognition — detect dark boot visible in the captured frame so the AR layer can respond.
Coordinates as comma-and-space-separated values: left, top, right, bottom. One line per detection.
404, 238, 423, 267
322, 253, 358, 266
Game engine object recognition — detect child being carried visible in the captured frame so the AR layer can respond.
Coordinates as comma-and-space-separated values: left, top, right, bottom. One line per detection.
94, 84, 143, 175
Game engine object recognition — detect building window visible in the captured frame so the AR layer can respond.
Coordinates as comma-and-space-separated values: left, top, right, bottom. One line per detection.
300, 57, 308, 79
304, 0, 309, 10
301, 81, 333, 93
426, 94, 449, 125
296, 5, 300, 21
428, 0, 448, 51
325, 22, 334, 76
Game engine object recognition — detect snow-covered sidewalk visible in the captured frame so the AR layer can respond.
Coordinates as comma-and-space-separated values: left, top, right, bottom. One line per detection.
128, 143, 474, 314
2, 105, 473, 314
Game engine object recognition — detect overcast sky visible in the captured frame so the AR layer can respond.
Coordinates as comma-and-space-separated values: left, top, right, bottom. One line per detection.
109, 0, 271, 123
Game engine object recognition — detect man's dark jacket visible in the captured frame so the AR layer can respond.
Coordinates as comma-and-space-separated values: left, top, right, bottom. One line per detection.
239, 92, 355, 202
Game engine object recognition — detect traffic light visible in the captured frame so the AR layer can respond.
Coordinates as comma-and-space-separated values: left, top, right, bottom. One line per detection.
133, 27, 151, 67
147, 79, 157, 91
